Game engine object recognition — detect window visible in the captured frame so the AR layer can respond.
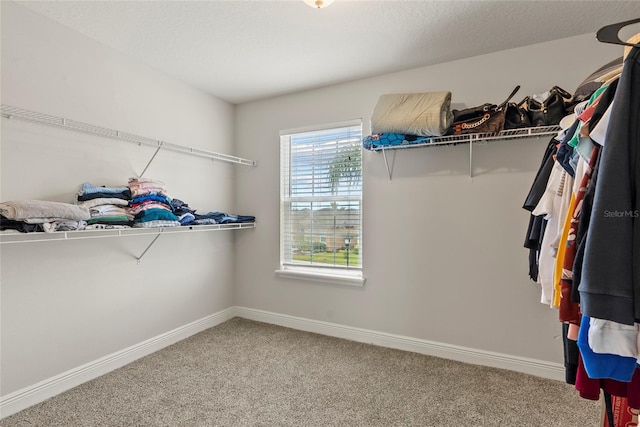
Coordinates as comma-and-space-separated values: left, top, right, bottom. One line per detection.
278, 120, 364, 285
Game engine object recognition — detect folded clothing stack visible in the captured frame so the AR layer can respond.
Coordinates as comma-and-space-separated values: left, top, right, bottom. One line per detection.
168, 198, 255, 226
192, 211, 255, 225
0, 180, 256, 234
127, 177, 180, 228
362, 133, 432, 151
76, 182, 133, 228
0, 200, 90, 233
171, 199, 197, 225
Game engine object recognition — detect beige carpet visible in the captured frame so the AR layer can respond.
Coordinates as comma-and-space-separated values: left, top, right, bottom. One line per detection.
1, 317, 600, 426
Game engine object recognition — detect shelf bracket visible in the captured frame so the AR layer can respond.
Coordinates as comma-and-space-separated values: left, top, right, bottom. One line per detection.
381, 148, 396, 181
136, 233, 162, 264
139, 143, 164, 178
469, 135, 474, 178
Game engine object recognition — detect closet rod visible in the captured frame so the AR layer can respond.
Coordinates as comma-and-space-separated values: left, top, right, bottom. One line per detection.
0, 105, 257, 167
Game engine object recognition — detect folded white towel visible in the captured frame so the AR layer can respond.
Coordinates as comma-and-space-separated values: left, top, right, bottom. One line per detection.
0, 200, 90, 222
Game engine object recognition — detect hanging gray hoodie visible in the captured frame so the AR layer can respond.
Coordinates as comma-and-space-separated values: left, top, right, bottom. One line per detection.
579, 46, 640, 326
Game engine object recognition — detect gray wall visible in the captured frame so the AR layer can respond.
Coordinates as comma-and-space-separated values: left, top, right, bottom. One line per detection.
234, 33, 622, 364
1, 2, 238, 395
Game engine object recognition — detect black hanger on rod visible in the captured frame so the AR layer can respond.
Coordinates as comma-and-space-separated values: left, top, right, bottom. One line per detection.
596, 18, 640, 47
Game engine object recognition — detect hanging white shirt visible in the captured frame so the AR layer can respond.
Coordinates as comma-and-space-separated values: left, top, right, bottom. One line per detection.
588, 317, 639, 359
532, 161, 568, 305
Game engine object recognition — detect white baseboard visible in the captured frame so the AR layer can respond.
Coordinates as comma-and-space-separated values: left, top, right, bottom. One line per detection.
233, 306, 565, 382
0, 307, 235, 419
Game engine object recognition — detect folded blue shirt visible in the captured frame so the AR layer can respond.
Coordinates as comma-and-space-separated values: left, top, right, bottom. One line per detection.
79, 182, 130, 195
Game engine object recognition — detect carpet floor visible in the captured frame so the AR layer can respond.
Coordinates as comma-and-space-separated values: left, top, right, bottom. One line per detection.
1, 317, 600, 426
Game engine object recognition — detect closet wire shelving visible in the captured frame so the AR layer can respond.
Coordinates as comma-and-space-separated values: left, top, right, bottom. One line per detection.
372, 125, 561, 180
0, 105, 257, 262
0, 105, 257, 173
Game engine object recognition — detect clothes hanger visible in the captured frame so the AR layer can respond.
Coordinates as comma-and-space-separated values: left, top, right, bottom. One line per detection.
596, 18, 640, 47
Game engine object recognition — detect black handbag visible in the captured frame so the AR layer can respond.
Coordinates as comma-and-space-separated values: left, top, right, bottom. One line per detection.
527, 86, 573, 127
449, 86, 521, 135
504, 98, 532, 130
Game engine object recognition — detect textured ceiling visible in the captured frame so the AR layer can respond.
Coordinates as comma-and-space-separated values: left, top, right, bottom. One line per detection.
17, 1, 640, 104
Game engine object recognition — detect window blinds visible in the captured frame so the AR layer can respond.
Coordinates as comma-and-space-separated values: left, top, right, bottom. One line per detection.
280, 121, 362, 271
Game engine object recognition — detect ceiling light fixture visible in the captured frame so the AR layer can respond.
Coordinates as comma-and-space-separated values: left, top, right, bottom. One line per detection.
303, 0, 335, 9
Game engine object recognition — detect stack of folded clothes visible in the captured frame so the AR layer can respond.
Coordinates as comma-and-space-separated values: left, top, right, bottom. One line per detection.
127, 177, 180, 228
169, 198, 255, 226
193, 212, 255, 225
171, 199, 197, 225
362, 133, 432, 151
76, 182, 133, 229
0, 180, 256, 234
0, 200, 90, 233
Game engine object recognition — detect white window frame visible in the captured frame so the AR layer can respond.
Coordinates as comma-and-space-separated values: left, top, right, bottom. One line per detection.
276, 119, 365, 287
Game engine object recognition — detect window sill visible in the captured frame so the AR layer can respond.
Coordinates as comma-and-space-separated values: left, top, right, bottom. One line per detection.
275, 268, 366, 287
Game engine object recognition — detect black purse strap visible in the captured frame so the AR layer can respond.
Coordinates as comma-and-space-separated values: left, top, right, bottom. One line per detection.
498, 85, 521, 110
517, 96, 530, 108
550, 86, 573, 100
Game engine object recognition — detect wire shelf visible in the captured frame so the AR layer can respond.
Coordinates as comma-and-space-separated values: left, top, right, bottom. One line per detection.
0, 222, 256, 245
371, 125, 561, 152
1, 105, 257, 167
371, 125, 560, 180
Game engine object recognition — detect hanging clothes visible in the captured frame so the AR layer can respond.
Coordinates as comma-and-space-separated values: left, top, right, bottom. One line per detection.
522, 41, 640, 417
579, 46, 640, 327
523, 139, 557, 282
